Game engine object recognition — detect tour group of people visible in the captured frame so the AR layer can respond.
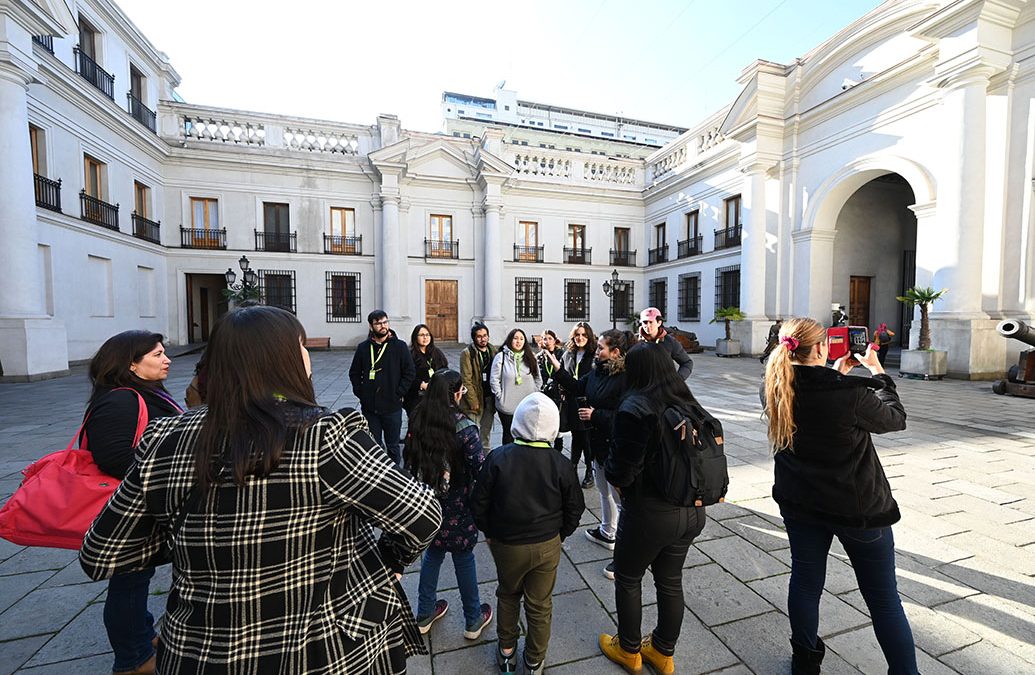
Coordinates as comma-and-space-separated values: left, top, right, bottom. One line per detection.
76, 304, 920, 675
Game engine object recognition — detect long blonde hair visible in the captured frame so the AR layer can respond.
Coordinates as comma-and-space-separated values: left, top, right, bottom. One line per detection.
763, 317, 827, 452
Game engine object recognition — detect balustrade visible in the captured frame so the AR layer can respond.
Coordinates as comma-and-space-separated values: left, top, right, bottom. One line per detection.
183, 116, 265, 145
180, 226, 226, 249
324, 235, 362, 255
284, 128, 359, 154
79, 190, 119, 230
74, 47, 114, 99
34, 175, 61, 212
132, 213, 161, 244
513, 153, 571, 178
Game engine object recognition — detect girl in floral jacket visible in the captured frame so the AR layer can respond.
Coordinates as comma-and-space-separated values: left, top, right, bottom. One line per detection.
403, 369, 493, 639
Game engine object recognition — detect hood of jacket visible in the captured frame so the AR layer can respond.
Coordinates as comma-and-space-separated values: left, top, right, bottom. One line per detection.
639, 325, 668, 343
597, 354, 626, 375
511, 392, 559, 444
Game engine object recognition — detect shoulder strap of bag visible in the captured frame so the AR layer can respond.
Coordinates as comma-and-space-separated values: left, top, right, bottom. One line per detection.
74, 387, 148, 454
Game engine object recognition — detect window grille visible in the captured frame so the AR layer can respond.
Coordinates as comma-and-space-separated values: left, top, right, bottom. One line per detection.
326, 271, 361, 322
258, 269, 296, 314
564, 279, 590, 322
515, 277, 542, 322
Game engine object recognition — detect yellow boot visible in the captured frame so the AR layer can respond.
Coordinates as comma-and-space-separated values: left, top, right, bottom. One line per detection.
599, 633, 642, 674
640, 635, 675, 674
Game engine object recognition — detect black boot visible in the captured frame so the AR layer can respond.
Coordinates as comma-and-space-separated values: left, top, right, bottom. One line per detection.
790, 637, 825, 675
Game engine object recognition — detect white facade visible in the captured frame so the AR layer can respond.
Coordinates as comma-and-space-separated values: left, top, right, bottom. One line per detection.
1, 0, 1033, 380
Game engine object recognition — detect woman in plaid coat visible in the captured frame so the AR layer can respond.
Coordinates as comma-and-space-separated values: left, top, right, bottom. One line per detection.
81, 306, 443, 675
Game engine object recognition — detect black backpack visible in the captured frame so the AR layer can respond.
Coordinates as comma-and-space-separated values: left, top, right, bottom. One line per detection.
648, 399, 730, 507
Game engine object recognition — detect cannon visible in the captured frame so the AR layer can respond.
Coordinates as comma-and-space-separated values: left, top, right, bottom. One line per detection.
992, 319, 1035, 398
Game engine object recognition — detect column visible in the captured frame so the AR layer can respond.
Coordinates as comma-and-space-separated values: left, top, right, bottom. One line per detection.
380, 195, 400, 317
739, 165, 768, 319
791, 228, 837, 320
0, 53, 69, 379
482, 202, 503, 321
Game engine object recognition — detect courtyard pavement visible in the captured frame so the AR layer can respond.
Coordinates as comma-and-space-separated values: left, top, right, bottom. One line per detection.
1, 346, 1034, 674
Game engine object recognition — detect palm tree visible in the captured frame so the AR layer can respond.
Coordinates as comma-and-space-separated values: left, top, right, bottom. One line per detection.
710, 306, 746, 341
896, 286, 947, 350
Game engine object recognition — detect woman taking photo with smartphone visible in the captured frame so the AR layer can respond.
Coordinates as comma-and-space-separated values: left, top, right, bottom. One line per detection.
762, 317, 918, 675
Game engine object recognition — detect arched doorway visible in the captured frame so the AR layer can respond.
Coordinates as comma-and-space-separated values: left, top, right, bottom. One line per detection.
831, 173, 917, 345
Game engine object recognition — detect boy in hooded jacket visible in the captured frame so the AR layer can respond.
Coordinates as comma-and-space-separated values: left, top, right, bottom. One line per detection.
471, 393, 586, 675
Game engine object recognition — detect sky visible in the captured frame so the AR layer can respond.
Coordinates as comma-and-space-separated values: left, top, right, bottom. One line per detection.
117, 0, 885, 133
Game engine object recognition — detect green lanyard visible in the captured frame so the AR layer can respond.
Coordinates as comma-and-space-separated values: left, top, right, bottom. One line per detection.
369, 341, 388, 380
514, 356, 523, 386
574, 353, 582, 379
544, 356, 555, 378
514, 439, 552, 448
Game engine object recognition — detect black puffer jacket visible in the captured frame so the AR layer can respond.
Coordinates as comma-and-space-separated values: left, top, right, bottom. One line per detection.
770, 365, 906, 528
552, 356, 627, 464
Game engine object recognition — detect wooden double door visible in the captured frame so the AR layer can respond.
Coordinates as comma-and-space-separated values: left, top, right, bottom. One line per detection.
425, 280, 458, 341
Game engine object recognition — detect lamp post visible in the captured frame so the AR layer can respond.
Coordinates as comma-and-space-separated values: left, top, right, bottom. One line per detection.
602, 268, 627, 330
224, 255, 259, 305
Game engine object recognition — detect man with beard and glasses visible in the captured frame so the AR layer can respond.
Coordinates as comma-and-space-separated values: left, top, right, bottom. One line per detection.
349, 309, 415, 466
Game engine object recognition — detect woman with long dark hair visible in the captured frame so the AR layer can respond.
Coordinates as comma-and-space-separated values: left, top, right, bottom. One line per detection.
81, 306, 442, 675
598, 343, 706, 675
562, 322, 596, 488
403, 369, 493, 639
546, 329, 633, 577
404, 323, 449, 417
763, 317, 917, 675
83, 331, 183, 675
490, 328, 542, 445
537, 330, 565, 453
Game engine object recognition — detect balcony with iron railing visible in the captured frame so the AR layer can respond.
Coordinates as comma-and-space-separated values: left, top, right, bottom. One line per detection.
714, 225, 742, 250
34, 175, 61, 212
180, 227, 226, 249
564, 246, 592, 265
74, 47, 114, 100
425, 239, 459, 259
610, 249, 637, 267
648, 244, 669, 265
79, 190, 118, 231
514, 244, 544, 263
131, 212, 161, 244
255, 230, 297, 253
677, 235, 703, 258
127, 93, 157, 133
32, 35, 54, 53
324, 234, 362, 255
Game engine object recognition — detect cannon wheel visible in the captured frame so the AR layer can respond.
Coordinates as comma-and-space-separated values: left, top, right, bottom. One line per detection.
1008, 365, 1020, 383
993, 380, 1008, 395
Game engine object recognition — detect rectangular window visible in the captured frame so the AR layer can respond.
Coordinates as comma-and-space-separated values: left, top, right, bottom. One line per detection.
84, 155, 104, 199
191, 197, 219, 230
29, 125, 44, 175
430, 214, 453, 241
129, 65, 145, 103
609, 280, 635, 324
614, 227, 630, 252
725, 195, 742, 229
649, 279, 667, 316
678, 273, 701, 321
78, 18, 97, 59
578, 128, 591, 133
564, 279, 590, 322
259, 269, 296, 314
326, 271, 361, 322
568, 224, 586, 250
515, 277, 542, 321
655, 222, 666, 247
686, 210, 699, 239
263, 202, 289, 235
330, 207, 356, 237
715, 265, 741, 312
134, 181, 150, 218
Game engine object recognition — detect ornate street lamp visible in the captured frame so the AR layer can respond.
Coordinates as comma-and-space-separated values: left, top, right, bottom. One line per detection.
224, 255, 259, 305
602, 268, 627, 330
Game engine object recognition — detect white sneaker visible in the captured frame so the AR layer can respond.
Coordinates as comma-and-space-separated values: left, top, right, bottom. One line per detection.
585, 527, 616, 550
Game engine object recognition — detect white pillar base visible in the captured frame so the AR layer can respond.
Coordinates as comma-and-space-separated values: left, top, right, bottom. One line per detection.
926, 317, 1006, 380
731, 319, 776, 356
0, 317, 69, 381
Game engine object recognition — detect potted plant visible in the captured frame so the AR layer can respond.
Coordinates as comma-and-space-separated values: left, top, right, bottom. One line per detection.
896, 286, 948, 379
710, 306, 745, 357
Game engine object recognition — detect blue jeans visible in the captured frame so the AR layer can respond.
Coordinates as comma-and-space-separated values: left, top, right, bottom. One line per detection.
781, 508, 919, 674
363, 408, 403, 466
417, 547, 482, 627
105, 567, 157, 672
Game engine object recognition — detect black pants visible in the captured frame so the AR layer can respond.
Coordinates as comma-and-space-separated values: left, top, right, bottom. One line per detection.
569, 429, 591, 473
498, 411, 514, 445
613, 498, 705, 654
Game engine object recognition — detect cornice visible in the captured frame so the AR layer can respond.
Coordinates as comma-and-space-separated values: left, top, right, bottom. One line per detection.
77, 0, 181, 86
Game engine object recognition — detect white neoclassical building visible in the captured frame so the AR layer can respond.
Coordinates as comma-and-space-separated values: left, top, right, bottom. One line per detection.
1, 0, 1033, 381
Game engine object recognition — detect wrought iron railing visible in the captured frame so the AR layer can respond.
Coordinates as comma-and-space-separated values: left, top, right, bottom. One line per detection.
610, 249, 636, 267
648, 244, 669, 265
127, 93, 157, 133
180, 226, 226, 249
425, 238, 459, 259
714, 225, 742, 250
132, 212, 161, 244
324, 234, 362, 255
514, 244, 544, 263
255, 230, 296, 252
677, 236, 702, 258
563, 246, 592, 265
79, 190, 118, 230
74, 47, 114, 99
34, 174, 61, 212
32, 35, 54, 53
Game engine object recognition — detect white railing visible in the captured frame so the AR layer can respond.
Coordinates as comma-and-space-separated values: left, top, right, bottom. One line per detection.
284, 127, 359, 155
647, 109, 731, 183
584, 161, 637, 185
183, 116, 265, 145
505, 148, 643, 188
513, 153, 572, 178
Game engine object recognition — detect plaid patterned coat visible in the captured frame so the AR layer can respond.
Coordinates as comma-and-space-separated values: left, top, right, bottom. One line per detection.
80, 407, 442, 675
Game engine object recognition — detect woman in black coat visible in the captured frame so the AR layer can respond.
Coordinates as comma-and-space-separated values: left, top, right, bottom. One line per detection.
84, 330, 183, 675
560, 323, 597, 487
546, 329, 633, 576
762, 317, 918, 675
536, 330, 566, 453
404, 324, 449, 417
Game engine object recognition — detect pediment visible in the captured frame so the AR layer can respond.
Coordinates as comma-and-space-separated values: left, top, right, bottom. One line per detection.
370, 138, 476, 180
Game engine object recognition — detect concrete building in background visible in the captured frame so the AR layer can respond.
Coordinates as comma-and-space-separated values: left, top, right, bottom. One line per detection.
1, 0, 1033, 380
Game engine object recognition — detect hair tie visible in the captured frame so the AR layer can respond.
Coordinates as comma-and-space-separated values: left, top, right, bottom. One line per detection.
780, 336, 800, 352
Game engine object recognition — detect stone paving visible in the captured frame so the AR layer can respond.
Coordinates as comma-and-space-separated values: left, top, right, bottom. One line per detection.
1, 346, 1034, 674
